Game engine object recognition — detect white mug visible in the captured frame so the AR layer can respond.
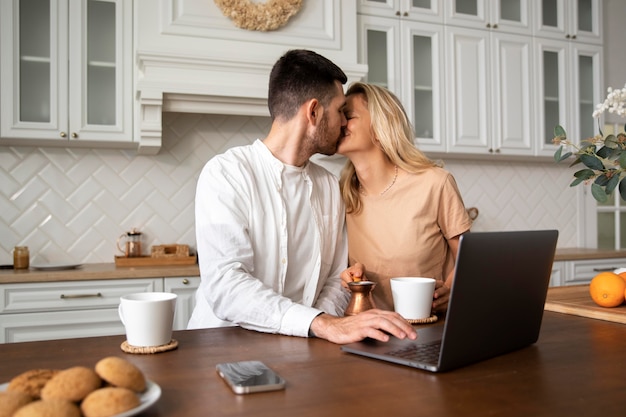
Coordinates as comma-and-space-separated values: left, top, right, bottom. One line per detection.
119, 292, 177, 347
390, 277, 436, 320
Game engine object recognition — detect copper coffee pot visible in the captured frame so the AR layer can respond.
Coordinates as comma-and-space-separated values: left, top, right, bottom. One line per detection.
344, 281, 377, 316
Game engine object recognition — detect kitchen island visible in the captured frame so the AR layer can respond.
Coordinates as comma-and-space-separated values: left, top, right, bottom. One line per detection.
0, 312, 624, 417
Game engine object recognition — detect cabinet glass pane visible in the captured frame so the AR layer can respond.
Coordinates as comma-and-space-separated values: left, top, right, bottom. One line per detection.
366, 30, 388, 88
542, 0, 558, 27
455, 0, 477, 15
412, 35, 433, 139
500, 0, 521, 22
19, 0, 51, 123
621, 213, 626, 249
412, 0, 431, 8
87, 0, 116, 125
543, 51, 560, 144
578, 55, 594, 139
577, 0, 592, 32
597, 212, 614, 249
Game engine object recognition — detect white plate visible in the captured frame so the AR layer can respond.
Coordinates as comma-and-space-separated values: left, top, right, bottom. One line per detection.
0, 379, 161, 417
30, 263, 83, 271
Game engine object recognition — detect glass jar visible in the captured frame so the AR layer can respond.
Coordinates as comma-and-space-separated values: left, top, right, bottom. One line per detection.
13, 246, 29, 270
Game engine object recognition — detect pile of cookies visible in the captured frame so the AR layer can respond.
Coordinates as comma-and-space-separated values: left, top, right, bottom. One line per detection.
1, 356, 147, 417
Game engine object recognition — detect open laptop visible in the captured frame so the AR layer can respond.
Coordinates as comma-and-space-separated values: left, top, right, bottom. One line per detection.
341, 229, 559, 372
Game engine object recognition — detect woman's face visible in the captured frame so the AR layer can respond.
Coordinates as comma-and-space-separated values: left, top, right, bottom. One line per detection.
336, 93, 377, 157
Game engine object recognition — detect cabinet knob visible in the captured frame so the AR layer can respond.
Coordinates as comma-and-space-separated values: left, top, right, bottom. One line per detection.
182, 279, 189, 285
492, 24, 498, 29
60, 132, 67, 138
395, 10, 400, 16
71, 132, 78, 139
403, 12, 408, 17
566, 34, 571, 39
486, 23, 491, 28
571, 34, 577, 39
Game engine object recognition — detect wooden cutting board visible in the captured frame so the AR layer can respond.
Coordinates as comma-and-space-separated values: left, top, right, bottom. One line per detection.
544, 285, 626, 324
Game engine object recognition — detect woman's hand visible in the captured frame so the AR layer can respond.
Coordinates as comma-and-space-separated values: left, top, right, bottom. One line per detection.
432, 279, 450, 312
339, 263, 366, 289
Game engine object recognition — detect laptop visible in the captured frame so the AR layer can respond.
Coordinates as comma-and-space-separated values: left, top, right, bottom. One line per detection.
341, 229, 559, 372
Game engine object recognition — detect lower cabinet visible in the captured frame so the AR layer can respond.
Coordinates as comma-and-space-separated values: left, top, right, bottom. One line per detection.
0, 277, 200, 343
550, 258, 626, 287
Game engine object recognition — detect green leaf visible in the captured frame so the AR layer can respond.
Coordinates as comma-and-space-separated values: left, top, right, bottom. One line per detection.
553, 146, 563, 162
569, 156, 582, 167
570, 178, 585, 187
553, 125, 567, 137
596, 146, 612, 159
619, 178, 626, 201
580, 154, 605, 170
557, 151, 572, 162
573, 169, 595, 181
591, 183, 609, 203
594, 174, 610, 186
606, 173, 620, 194
604, 134, 618, 149
619, 152, 626, 169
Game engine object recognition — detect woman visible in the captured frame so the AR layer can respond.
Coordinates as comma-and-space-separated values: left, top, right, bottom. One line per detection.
337, 82, 472, 313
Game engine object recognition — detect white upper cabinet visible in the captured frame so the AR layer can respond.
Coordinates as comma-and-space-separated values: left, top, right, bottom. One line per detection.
358, 0, 444, 22
358, 14, 446, 151
534, 0, 602, 44
0, 0, 132, 145
444, 0, 532, 35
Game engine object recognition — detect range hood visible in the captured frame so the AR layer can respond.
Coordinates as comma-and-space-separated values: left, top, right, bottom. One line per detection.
134, 0, 367, 155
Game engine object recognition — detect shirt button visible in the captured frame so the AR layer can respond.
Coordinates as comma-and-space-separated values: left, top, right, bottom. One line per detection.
281, 258, 287, 264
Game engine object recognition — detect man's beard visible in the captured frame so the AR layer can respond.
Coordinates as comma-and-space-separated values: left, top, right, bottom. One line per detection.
310, 114, 341, 156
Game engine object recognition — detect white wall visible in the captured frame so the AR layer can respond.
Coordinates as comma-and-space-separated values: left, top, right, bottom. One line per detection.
0, 112, 579, 265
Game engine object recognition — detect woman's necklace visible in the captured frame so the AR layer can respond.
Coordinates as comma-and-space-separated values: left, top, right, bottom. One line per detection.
359, 165, 398, 196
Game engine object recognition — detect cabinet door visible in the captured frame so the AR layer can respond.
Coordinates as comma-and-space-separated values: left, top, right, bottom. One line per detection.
68, 0, 133, 142
534, 0, 602, 44
402, 21, 445, 151
445, 27, 490, 154
0, 0, 69, 140
569, 43, 603, 144
490, 32, 533, 155
164, 276, 200, 331
358, 15, 401, 93
358, 0, 443, 22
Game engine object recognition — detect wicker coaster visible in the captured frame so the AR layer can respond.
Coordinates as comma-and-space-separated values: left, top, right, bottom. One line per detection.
121, 339, 179, 354
407, 314, 438, 325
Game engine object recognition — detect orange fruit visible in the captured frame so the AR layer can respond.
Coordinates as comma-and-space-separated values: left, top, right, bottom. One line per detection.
589, 272, 626, 307
618, 271, 626, 284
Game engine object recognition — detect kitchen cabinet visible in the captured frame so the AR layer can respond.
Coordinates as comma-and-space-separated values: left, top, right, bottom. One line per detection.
164, 276, 200, 331
0, 0, 133, 146
550, 258, 626, 286
358, 11, 446, 151
445, 26, 534, 156
0, 276, 200, 343
358, 0, 443, 23
534, 0, 602, 45
444, 0, 532, 35
533, 38, 603, 157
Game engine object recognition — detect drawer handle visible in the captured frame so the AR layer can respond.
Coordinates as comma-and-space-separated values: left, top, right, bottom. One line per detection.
182, 279, 189, 285
592, 267, 618, 272
60, 292, 103, 299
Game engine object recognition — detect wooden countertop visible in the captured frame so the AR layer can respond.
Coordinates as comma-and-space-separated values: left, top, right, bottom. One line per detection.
0, 262, 200, 284
1, 313, 625, 417
554, 247, 626, 261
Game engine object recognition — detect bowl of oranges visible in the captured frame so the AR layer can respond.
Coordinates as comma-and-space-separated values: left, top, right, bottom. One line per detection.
589, 269, 626, 308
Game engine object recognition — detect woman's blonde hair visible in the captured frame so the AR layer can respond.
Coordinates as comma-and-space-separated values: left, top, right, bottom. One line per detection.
339, 82, 438, 214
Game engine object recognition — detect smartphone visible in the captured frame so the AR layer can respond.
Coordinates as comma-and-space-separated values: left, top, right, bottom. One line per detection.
216, 360, 286, 394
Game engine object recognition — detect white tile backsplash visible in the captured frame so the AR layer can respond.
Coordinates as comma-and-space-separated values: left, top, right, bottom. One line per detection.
0, 113, 579, 265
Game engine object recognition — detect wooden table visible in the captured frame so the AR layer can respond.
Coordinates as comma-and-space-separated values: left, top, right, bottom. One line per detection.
1, 312, 625, 417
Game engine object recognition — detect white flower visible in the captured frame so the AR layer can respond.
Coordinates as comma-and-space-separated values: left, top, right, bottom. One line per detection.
592, 83, 626, 118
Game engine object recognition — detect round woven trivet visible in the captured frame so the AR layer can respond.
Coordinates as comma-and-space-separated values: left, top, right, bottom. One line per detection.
120, 339, 178, 354
407, 314, 438, 325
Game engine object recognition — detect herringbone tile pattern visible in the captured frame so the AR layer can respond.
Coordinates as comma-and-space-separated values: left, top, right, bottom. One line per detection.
0, 113, 579, 264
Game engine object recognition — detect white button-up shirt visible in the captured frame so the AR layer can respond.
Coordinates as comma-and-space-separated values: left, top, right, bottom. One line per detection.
187, 140, 350, 337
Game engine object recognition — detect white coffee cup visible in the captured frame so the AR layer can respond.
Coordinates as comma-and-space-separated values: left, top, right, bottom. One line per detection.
390, 277, 436, 320
119, 292, 177, 347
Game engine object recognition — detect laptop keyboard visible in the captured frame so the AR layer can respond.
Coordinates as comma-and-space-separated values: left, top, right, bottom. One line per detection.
386, 342, 441, 364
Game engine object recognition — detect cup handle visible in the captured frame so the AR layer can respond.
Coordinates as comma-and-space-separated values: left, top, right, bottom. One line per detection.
116, 234, 126, 255
118, 304, 126, 325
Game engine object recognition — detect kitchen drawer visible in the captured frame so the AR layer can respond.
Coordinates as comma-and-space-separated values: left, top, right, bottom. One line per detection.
0, 309, 125, 343
565, 258, 626, 285
0, 279, 163, 314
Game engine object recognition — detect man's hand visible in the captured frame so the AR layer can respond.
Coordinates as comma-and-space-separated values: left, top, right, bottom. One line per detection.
339, 263, 366, 289
309, 310, 417, 344
432, 279, 450, 313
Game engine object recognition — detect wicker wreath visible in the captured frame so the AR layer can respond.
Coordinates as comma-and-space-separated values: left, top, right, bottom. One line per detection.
214, 0, 303, 32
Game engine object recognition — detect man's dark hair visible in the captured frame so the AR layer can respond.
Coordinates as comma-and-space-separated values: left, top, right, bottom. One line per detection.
268, 49, 348, 121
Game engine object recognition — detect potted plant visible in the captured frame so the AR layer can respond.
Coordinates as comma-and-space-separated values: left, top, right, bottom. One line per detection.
553, 84, 626, 202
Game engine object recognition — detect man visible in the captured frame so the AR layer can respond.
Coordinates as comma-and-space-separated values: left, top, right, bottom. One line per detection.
188, 49, 416, 344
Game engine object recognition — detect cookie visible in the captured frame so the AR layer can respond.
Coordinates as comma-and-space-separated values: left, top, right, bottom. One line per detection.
7, 369, 60, 399
94, 357, 146, 393
80, 387, 140, 417
0, 391, 33, 417
40, 366, 102, 402
12, 399, 81, 417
